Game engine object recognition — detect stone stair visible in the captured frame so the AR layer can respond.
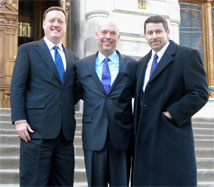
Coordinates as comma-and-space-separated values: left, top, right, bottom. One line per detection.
192, 118, 214, 187
0, 108, 87, 187
0, 108, 214, 186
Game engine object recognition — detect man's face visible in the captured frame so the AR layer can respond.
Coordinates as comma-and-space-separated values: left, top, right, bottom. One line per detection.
145, 22, 169, 52
43, 10, 66, 44
96, 22, 120, 57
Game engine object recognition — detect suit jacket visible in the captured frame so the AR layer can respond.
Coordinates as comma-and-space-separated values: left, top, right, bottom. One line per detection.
76, 51, 138, 151
132, 40, 209, 186
10, 39, 78, 141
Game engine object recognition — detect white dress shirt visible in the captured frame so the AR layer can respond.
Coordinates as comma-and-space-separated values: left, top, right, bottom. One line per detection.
44, 37, 66, 71
143, 42, 170, 92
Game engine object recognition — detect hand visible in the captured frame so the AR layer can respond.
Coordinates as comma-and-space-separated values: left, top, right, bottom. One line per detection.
162, 111, 172, 119
15, 122, 34, 142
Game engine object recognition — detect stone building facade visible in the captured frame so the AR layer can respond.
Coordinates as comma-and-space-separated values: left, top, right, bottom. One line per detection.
0, 0, 213, 107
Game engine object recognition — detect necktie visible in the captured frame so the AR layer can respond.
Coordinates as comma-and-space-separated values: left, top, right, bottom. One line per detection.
101, 57, 111, 93
53, 46, 65, 83
149, 53, 159, 78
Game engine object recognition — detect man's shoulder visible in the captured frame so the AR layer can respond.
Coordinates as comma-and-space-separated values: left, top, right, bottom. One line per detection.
121, 54, 138, 64
170, 40, 198, 54
77, 53, 96, 65
64, 47, 78, 58
19, 40, 40, 49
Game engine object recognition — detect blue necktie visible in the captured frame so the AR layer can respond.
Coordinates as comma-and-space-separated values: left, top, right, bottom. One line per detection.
53, 46, 65, 83
149, 53, 159, 78
101, 57, 111, 93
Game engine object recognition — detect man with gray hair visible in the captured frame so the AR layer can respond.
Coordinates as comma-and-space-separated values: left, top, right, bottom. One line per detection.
76, 19, 137, 186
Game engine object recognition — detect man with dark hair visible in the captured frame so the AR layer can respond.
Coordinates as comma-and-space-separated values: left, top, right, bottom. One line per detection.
10, 6, 78, 186
132, 15, 208, 186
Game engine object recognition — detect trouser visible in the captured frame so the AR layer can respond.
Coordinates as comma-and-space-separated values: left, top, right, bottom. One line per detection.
84, 136, 131, 187
19, 133, 74, 186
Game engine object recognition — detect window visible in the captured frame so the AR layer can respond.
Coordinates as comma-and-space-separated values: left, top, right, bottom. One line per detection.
179, 0, 214, 97
180, 3, 204, 59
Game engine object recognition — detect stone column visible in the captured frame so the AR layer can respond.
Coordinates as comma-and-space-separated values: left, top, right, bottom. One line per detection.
84, 0, 112, 56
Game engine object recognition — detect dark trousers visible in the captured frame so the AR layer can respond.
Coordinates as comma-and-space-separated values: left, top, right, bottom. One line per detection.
19, 133, 74, 187
84, 137, 131, 187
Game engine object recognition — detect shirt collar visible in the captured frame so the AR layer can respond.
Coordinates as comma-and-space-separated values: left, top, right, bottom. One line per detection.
151, 41, 170, 62
44, 37, 63, 52
97, 51, 119, 65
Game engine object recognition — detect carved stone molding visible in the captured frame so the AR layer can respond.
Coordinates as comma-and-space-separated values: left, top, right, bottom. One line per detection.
0, 16, 17, 24
0, 0, 7, 8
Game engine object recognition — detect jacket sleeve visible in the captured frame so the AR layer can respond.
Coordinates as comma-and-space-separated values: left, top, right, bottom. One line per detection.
167, 49, 209, 126
10, 45, 30, 123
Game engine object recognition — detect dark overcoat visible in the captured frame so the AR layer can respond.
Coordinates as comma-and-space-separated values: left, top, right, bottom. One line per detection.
132, 40, 209, 186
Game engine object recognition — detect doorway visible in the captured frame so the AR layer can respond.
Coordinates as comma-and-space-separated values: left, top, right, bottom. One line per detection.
18, 0, 60, 46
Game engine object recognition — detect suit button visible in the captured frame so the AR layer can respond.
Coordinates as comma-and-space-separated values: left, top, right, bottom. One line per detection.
59, 102, 62, 105
144, 104, 147, 107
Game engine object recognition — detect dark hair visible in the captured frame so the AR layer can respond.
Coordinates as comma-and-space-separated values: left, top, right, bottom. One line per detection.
43, 6, 66, 20
144, 15, 168, 33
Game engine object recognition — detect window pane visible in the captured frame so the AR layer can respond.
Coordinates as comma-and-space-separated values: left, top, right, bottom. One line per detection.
179, 3, 204, 60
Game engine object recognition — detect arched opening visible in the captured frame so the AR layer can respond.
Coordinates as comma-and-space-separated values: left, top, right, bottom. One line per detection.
18, 0, 60, 46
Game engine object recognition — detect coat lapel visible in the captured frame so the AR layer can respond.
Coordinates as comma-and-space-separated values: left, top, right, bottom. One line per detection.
137, 52, 151, 94
108, 51, 128, 93
149, 40, 177, 82
87, 53, 106, 94
36, 39, 61, 83
63, 47, 73, 84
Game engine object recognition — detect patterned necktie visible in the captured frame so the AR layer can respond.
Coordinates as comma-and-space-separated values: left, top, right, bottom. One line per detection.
101, 57, 111, 93
53, 46, 65, 83
149, 53, 159, 78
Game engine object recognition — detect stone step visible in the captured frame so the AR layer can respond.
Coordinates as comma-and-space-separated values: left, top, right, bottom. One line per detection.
0, 108, 82, 116
0, 129, 17, 135
0, 170, 19, 184
0, 183, 88, 187
0, 144, 83, 157
0, 134, 82, 145
74, 136, 82, 146
0, 145, 20, 157
193, 128, 214, 135
194, 139, 214, 148
197, 182, 214, 187
197, 169, 214, 182
193, 122, 214, 129
197, 158, 214, 169
0, 121, 82, 130
0, 115, 82, 125
0, 156, 85, 170
0, 135, 20, 145
0, 114, 11, 122
75, 145, 84, 157
0, 108, 11, 115
0, 120, 76, 131
192, 117, 214, 123
194, 134, 214, 139
0, 122, 13, 129
75, 112, 83, 119
75, 131, 82, 136
195, 148, 214, 158
0, 168, 87, 184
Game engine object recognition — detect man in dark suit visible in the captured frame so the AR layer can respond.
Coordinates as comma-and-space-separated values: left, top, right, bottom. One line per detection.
132, 15, 209, 186
76, 19, 137, 186
10, 6, 78, 186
